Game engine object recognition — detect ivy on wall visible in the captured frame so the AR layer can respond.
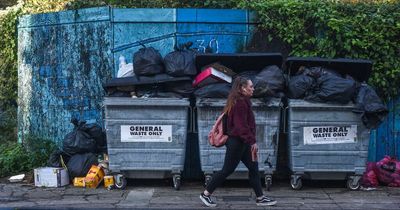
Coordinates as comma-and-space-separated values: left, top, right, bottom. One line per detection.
240, 0, 400, 99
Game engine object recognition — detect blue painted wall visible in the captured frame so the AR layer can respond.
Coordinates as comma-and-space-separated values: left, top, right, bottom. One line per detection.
18, 7, 113, 144
369, 98, 400, 161
17, 7, 257, 144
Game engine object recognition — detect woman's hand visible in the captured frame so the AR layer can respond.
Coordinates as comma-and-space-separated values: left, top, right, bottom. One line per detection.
251, 143, 258, 162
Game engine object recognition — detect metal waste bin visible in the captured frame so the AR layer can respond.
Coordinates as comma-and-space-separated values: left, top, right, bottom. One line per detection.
285, 57, 373, 190
195, 53, 283, 190
104, 97, 190, 190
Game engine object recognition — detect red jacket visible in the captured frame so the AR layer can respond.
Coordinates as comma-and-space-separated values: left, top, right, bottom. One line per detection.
227, 97, 256, 145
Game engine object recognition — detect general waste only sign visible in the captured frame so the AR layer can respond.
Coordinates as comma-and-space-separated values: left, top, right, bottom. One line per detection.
120, 125, 172, 142
303, 125, 357, 145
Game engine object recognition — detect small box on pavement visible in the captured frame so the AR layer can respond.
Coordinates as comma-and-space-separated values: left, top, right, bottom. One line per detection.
104, 175, 114, 188
73, 177, 86, 187
34, 167, 69, 187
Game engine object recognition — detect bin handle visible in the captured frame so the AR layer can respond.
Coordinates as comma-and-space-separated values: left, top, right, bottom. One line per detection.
192, 106, 198, 133
188, 106, 193, 132
283, 106, 289, 133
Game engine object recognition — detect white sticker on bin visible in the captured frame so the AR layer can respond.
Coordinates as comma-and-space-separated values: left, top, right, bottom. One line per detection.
121, 125, 172, 142
303, 125, 357, 145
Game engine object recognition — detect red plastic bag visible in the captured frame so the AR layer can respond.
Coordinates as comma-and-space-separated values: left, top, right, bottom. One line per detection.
361, 162, 378, 187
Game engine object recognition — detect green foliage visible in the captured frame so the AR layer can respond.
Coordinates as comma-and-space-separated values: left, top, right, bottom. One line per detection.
64, 0, 239, 9
0, 105, 17, 143
0, 136, 56, 177
0, 9, 20, 108
240, 0, 400, 98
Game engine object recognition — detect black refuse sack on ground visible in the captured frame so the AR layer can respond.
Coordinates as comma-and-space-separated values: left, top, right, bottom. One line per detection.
194, 83, 231, 98
305, 68, 356, 104
253, 65, 285, 98
62, 119, 97, 155
133, 47, 164, 76
353, 83, 388, 129
81, 123, 107, 153
164, 43, 197, 77
66, 153, 98, 180
48, 149, 71, 167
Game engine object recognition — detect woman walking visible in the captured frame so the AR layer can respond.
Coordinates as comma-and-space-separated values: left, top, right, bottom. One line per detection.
199, 76, 277, 207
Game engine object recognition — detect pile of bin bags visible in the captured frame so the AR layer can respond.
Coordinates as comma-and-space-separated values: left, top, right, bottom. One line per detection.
47, 118, 107, 180
104, 44, 197, 98
361, 156, 400, 188
193, 63, 285, 99
104, 46, 286, 99
287, 66, 388, 129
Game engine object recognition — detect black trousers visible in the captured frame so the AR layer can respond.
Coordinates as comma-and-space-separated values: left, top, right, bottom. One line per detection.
206, 137, 264, 197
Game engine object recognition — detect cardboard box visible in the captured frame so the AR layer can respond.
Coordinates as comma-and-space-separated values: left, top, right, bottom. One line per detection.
193, 67, 233, 87
85, 165, 105, 188
34, 167, 69, 187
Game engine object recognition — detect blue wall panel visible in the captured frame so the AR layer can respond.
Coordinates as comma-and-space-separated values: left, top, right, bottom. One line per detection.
369, 98, 400, 161
18, 7, 113, 144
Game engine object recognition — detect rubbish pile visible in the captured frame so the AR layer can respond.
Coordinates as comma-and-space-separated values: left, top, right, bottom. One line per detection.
104, 47, 286, 99
39, 118, 115, 189
104, 43, 196, 98
287, 66, 388, 129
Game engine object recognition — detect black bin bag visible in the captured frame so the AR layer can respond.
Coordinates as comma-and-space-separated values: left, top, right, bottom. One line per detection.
81, 123, 107, 153
133, 47, 164, 76
194, 83, 231, 98
353, 83, 388, 129
62, 119, 97, 155
288, 74, 315, 99
253, 65, 285, 98
164, 43, 197, 77
48, 149, 71, 168
306, 70, 356, 104
66, 153, 98, 180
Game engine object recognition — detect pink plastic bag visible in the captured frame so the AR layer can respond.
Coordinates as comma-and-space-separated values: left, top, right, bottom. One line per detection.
361, 162, 378, 187
376, 156, 400, 186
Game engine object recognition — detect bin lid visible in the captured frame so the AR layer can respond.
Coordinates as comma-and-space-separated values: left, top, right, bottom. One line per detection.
104, 74, 191, 88
195, 53, 283, 73
285, 57, 373, 82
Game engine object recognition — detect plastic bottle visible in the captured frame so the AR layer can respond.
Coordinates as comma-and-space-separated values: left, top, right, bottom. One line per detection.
119, 55, 126, 69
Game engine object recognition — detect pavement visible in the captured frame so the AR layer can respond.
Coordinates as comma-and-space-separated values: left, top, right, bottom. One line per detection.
1, 179, 400, 209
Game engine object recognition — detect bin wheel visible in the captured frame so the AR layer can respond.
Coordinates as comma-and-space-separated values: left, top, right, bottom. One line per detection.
347, 177, 360, 190
290, 176, 302, 190
173, 175, 181, 191
265, 175, 272, 191
205, 174, 212, 187
114, 174, 127, 190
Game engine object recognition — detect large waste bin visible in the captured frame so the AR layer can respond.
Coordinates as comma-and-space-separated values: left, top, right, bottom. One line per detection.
285, 57, 373, 190
195, 53, 283, 190
104, 97, 190, 190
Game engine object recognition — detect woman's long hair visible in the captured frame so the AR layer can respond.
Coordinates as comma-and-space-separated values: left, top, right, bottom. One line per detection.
223, 76, 249, 114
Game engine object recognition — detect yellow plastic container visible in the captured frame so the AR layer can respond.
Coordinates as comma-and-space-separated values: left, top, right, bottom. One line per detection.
73, 177, 85, 187
104, 175, 114, 188
85, 165, 105, 188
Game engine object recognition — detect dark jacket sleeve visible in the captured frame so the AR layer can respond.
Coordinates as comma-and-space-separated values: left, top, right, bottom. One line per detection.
229, 99, 256, 145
